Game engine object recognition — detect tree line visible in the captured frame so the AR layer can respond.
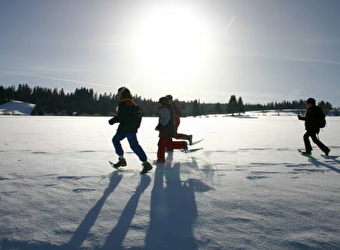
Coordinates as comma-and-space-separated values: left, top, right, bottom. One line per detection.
0, 84, 336, 116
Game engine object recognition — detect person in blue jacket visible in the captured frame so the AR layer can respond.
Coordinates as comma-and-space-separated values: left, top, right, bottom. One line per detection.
109, 87, 152, 174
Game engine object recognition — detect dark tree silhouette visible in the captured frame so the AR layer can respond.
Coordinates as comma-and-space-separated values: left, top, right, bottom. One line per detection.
0, 85, 336, 116
228, 95, 238, 116
237, 97, 245, 115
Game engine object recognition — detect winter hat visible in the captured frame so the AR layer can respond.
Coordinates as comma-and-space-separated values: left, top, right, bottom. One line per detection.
117, 87, 132, 99
118, 87, 127, 94
306, 98, 316, 105
159, 97, 170, 105
166, 95, 173, 101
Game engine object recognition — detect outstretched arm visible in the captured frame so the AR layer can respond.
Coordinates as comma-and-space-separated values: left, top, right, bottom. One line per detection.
108, 116, 118, 125
108, 102, 128, 125
297, 115, 305, 121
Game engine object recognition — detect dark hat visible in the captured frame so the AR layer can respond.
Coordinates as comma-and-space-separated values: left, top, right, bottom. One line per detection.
306, 98, 316, 105
118, 87, 127, 94
159, 96, 170, 105
166, 94, 173, 101
117, 87, 132, 99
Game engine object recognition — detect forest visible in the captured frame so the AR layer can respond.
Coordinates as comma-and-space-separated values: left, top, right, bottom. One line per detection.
0, 84, 335, 116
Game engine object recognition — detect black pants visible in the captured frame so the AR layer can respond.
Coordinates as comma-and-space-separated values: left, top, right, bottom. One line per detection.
303, 130, 329, 153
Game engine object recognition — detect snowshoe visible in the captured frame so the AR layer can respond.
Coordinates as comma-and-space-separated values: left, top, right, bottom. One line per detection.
298, 149, 313, 158
111, 158, 127, 169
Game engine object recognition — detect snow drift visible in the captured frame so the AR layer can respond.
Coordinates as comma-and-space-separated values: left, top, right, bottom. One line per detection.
0, 101, 35, 115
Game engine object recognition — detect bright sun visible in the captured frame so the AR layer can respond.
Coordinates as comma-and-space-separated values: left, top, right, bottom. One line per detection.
133, 6, 211, 75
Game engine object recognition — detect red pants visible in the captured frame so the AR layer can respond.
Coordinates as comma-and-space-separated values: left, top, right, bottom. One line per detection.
174, 117, 187, 140
157, 137, 187, 162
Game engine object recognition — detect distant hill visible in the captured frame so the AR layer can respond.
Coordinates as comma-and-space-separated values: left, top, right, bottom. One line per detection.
0, 100, 35, 115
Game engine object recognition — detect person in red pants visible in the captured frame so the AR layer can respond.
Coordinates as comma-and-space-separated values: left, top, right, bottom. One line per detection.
155, 97, 187, 162
166, 95, 192, 145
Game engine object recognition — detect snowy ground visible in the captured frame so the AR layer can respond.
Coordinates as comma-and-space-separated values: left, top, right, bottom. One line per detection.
1, 114, 339, 250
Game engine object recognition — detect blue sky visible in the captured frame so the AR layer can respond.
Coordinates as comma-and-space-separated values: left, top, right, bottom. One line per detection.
1, 0, 340, 107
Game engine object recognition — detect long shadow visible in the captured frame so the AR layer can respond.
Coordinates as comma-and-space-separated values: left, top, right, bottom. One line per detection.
0, 239, 60, 250
309, 158, 340, 174
102, 174, 151, 250
144, 152, 199, 250
63, 171, 123, 249
325, 156, 340, 164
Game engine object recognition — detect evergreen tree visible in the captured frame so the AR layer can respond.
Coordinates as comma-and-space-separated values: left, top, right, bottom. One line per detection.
228, 95, 238, 116
0, 86, 5, 104
215, 102, 222, 114
318, 100, 333, 115
333, 108, 339, 116
237, 97, 245, 115
16, 84, 32, 102
192, 100, 200, 117
1, 84, 337, 116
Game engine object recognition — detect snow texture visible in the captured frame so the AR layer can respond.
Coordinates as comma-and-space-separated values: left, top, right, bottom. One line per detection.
0, 101, 35, 115
1, 114, 339, 250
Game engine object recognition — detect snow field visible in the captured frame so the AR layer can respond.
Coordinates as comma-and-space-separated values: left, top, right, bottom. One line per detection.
0, 115, 339, 249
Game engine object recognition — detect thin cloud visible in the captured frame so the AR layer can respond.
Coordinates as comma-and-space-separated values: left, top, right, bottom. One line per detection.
223, 16, 236, 37
0, 38, 21, 42
262, 53, 340, 65
0, 69, 110, 88
0, 37, 125, 48
224, 49, 340, 66
289, 57, 340, 65
34, 75, 111, 88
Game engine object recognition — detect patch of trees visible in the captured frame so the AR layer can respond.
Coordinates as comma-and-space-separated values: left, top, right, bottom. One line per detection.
0, 84, 335, 116
244, 99, 333, 115
0, 84, 118, 116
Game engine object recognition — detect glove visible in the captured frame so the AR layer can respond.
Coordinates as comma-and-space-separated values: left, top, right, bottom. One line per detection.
297, 115, 302, 120
108, 118, 115, 125
155, 124, 162, 131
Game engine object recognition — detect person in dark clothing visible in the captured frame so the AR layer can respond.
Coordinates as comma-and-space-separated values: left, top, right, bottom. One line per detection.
109, 87, 152, 174
166, 95, 193, 145
298, 98, 330, 156
155, 97, 187, 162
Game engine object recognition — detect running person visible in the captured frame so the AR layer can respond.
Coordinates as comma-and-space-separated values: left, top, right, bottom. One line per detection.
109, 87, 152, 174
155, 97, 188, 162
298, 98, 330, 156
166, 95, 192, 145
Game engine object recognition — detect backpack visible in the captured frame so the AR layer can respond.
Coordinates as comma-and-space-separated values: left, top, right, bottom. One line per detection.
318, 108, 326, 128
131, 105, 142, 129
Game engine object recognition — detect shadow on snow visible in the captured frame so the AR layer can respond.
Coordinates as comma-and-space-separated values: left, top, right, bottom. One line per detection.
1, 153, 213, 250
65, 171, 123, 249
308, 157, 340, 174
144, 152, 199, 250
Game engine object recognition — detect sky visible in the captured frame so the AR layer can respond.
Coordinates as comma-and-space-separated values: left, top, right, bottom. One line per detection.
1, 0, 340, 107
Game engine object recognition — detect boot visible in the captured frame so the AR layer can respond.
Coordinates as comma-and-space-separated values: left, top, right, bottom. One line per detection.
112, 158, 127, 168
141, 161, 153, 174
186, 135, 193, 145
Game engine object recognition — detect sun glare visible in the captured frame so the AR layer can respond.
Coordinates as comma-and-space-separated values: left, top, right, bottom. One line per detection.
133, 6, 211, 75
